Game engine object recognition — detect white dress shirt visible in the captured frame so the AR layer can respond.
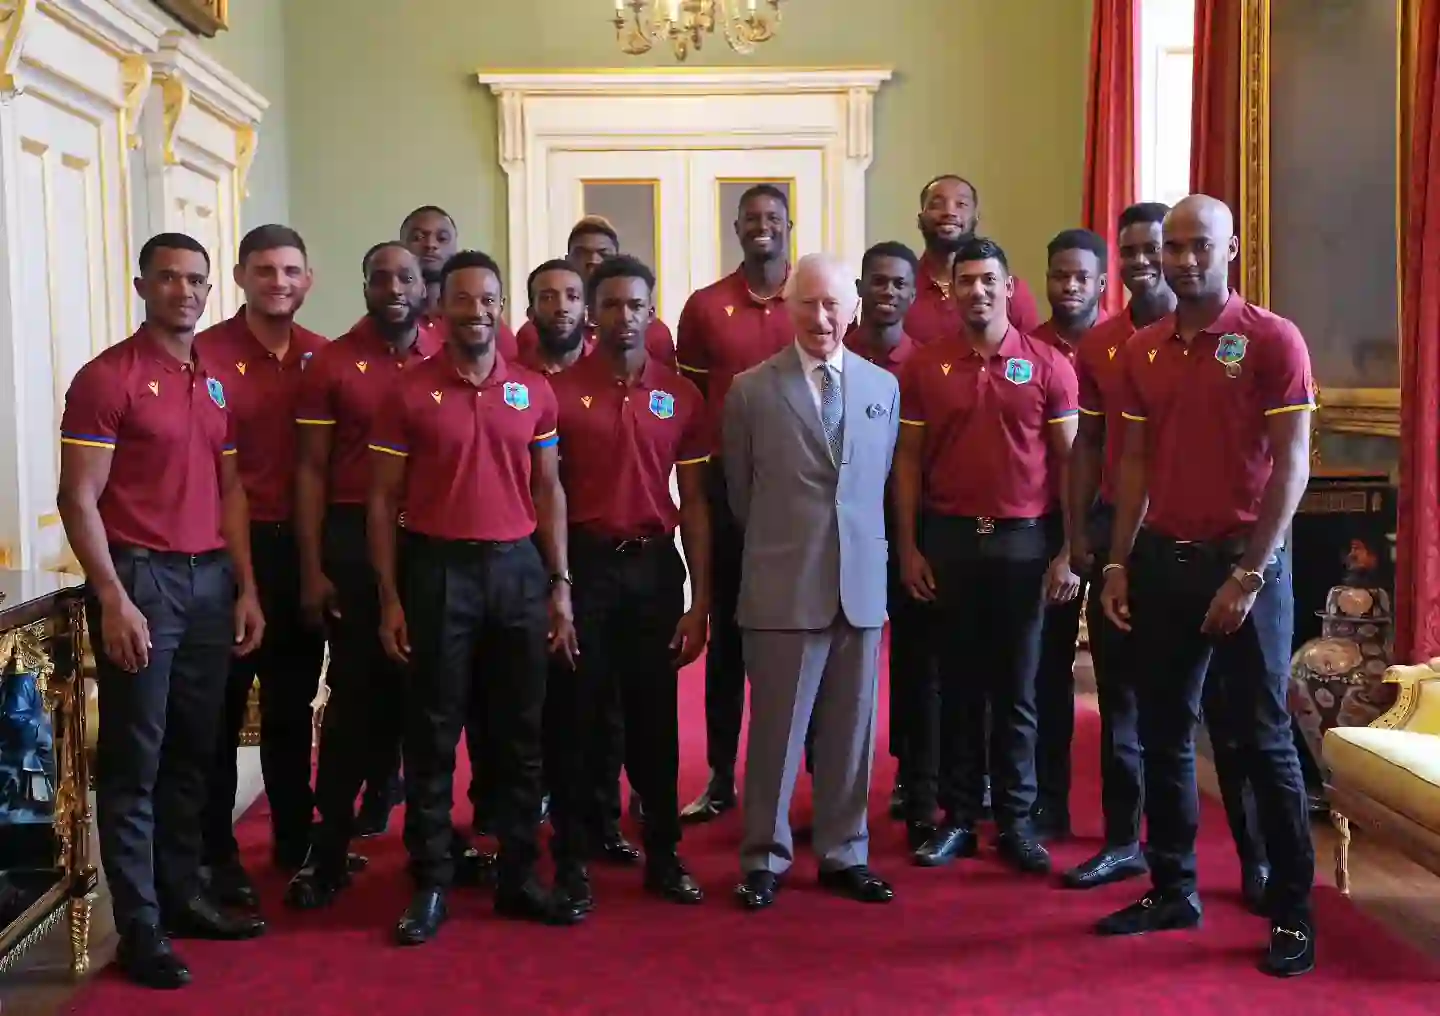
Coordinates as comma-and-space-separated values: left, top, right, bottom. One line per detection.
794, 340, 845, 417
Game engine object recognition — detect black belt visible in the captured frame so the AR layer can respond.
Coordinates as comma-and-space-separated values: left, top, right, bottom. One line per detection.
110, 545, 228, 567
948, 516, 1041, 535
1140, 529, 1249, 565
571, 529, 672, 555
404, 532, 527, 556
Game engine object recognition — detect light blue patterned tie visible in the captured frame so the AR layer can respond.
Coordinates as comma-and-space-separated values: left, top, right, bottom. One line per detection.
818, 364, 843, 464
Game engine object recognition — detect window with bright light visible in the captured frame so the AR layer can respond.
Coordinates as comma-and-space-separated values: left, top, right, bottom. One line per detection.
1139, 0, 1196, 205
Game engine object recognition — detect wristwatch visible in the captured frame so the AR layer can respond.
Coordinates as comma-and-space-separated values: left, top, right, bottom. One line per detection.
1230, 565, 1265, 594
549, 571, 573, 588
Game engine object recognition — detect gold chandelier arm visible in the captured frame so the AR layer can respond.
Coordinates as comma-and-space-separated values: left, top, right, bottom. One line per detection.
614, 3, 657, 56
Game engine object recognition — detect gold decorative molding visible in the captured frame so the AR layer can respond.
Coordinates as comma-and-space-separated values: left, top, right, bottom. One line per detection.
234, 123, 257, 197
1238, 0, 1271, 305
158, 71, 190, 166
1318, 387, 1401, 438
120, 53, 151, 150
154, 0, 228, 38
0, 0, 37, 95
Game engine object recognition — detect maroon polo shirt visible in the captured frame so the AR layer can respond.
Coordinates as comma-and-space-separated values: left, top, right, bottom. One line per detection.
516, 332, 596, 375
295, 317, 441, 505
1074, 313, 1139, 505
1117, 292, 1316, 543
516, 317, 676, 368
550, 353, 709, 540
60, 328, 236, 554
676, 267, 793, 442
899, 326, 1078, 519
368, 350, 559, 542
844, 330, 915, 379
197, 309, 328, 523
358, 312, 518, 362
1029, 316, 1104, 504
905, 257, 1042, 346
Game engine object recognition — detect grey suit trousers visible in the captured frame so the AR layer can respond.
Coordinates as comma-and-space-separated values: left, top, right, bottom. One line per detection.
740, 620, 881, 874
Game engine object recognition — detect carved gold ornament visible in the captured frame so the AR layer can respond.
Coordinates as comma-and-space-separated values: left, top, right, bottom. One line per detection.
613, 0, 784, 61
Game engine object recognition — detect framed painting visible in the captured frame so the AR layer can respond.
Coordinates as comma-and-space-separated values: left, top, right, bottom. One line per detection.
154, 0, 229, 37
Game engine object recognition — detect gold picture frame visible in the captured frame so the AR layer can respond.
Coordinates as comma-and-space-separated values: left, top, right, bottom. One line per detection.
154, 0, 229, 37
1239, 0, 1409, 439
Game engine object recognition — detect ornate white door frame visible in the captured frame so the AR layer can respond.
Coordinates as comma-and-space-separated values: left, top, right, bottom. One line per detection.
475, 68, 891, 325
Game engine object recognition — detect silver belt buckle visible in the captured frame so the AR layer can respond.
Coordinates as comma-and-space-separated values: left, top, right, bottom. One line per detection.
977, 517, 996, 535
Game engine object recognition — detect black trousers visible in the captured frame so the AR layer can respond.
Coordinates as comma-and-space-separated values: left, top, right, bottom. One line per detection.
1129, 530, 1311, 919
309, 505, 407, 867
1033, 509, 1085, 818
702, 463, 745, 786
887, 546, 939, 823
401, 533, 549, 889
924, 515, 1048, 832
92, 548, 234, 933
546, 533, 687, 865
202, 523, 325, 864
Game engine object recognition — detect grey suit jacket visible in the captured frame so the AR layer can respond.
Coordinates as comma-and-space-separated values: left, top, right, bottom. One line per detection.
722, 344, 900, 631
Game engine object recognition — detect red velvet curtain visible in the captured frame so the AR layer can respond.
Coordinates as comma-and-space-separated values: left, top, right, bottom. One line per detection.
1082, 0, 1139, 318
1190, 0, 1242, 288
1396, 0, 1440, 662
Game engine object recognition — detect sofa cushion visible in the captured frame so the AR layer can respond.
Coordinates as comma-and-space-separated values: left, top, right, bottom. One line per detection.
1325, 727, 1440, 831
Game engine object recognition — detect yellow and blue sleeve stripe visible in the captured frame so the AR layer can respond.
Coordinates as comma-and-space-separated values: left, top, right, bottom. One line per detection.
296, 416, 337, 426
59, 432, 115, 450
368, 442, 408, 458
1263, 401, 1317, 416
899, 418, 925, 427
1078, 404, 1104, 417
677, 454, 711, 465
531, 429, 559, 449
1047, 408, 1080, 424
1120, 411, 1146, 422
677, 362, 708, 375
222, 443, 238, 456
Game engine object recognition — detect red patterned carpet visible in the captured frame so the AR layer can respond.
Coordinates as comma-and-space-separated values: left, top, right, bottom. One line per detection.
72, 656, 1439, 1015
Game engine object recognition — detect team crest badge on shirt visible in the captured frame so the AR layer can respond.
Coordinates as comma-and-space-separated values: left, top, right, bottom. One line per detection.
649, 390, 676, 420
1216, 333, 1248, 364
355, 360, 368, 374
580, 396, 593, 409
1004, 358, 1034, 385
503, 381, 530, 411
147, 380, 159, 396
207, 377, 226, 409
235, 361, 247, 376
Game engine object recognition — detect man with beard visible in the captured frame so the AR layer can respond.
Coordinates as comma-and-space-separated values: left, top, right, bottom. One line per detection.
1028, 228, 1107, 842
907, 176, 1042, 345
195, 226, 328, 908
1064, 203, 1267, 901
519, 257, 644, 865
370, 250, 584, 943
286, 242, 436, 908
843, 241, 937, 850
59, 233, 266, 989
676, 184, 795, 823
516, 216, 677, 368
896, 237, 1077, 876
400, 205, 519, 361
1096, 195, 1315, 977
546, 255, 710, 913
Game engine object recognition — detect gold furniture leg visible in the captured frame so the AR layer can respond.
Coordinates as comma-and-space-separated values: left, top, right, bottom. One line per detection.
1331, 811, 1352, 896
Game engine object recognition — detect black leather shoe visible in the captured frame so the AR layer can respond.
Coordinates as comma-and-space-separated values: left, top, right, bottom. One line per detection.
598, 834, 642, 866
997, 832, 1051, 874
116, 923, 190, 990
1242, 862, 1271, 915
1096, 891, 1203, 935
205, 859, 259, 910
555, 864, 594, 916
1031, 804, 1072, 842
680, 777, 736, 824
454, 845, 498, 888
906, 820, 937, 852
1062, 844, 1148, 889
1262, 919, 1316, 977
395, 888, 447, 946
495, 880, 587, 926
284, 854, 352, 910
888, 782, 907, 820
818, 865, 895, 904
164, 895, 266, 940
645, 857, 705, 904
913, 825, 978, 867
734, 870, 780, 910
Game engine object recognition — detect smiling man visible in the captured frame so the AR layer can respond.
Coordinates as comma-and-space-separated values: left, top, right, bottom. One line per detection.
676, 184, 796, 823
195, 226, 328, 911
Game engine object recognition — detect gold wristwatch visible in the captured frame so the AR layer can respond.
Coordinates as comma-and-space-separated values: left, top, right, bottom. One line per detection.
1230, 566, 1265, 594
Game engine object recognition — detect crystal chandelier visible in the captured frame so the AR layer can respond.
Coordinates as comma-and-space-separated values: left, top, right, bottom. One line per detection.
612, 1, 785, 61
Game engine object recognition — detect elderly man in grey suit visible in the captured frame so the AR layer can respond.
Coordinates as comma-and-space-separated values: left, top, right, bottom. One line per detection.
723, 252, 900, 910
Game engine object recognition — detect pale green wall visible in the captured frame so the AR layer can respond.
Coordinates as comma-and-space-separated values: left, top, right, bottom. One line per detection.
267, 0, 1091, 336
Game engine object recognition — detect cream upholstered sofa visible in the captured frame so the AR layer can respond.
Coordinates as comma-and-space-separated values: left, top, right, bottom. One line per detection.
1323, 657, 1440, 893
